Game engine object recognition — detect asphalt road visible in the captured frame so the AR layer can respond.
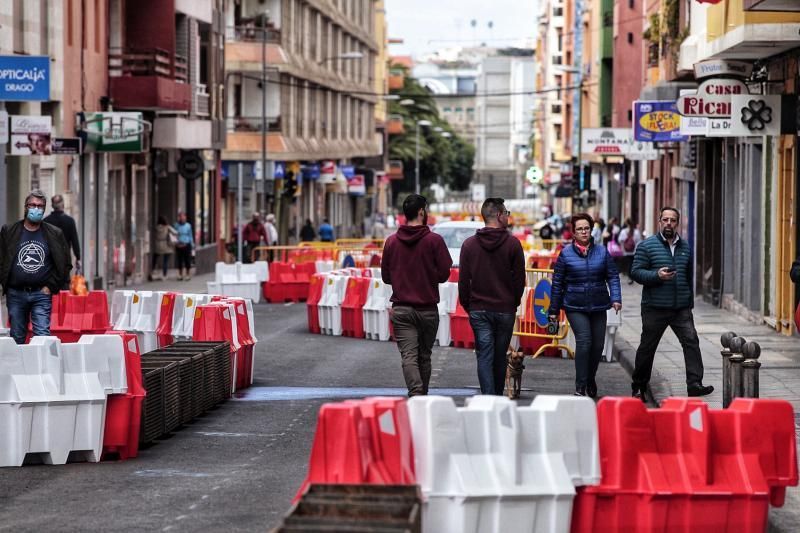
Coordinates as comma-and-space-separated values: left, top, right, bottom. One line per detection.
0, 301, 635, 532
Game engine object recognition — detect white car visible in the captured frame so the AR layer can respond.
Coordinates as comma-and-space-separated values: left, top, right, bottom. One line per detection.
432, 220, 484, 267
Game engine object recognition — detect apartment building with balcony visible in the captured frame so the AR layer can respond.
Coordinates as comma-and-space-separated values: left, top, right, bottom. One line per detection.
103, 0, 226, 282
223, 0, 382, 242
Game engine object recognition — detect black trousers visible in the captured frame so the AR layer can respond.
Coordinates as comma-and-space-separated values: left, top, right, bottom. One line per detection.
632, 307, 704, 390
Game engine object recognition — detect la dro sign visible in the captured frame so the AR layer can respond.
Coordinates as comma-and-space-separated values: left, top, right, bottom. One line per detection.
676, 78, 749, 118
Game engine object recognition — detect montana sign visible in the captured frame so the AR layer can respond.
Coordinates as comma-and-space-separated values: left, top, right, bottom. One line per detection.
676, 78, 749, 118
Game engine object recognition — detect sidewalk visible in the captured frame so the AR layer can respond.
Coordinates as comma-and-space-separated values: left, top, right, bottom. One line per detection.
615, 275, 800, 409
119, 272, 215, 295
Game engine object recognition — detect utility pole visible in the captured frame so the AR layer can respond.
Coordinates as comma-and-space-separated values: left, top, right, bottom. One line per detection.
261, 11, 268, 214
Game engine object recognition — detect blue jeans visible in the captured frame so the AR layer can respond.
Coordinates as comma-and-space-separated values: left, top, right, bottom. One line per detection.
469, 311, 516, 395
7, 287, 53, 344
566, 311, 607, 390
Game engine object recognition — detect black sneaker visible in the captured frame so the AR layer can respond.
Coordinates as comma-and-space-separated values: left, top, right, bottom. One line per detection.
586, 381, 597, 399
687, 384, 714, 397
574, 387, 586, 397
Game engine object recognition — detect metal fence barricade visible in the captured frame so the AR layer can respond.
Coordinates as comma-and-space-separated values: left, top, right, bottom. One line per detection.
513, 268, 573, 360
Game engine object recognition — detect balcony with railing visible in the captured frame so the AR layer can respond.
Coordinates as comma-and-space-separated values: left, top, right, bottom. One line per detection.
387, 160, 404, 179
388, 70, 405, 91
226, 116, 282, 133
109, 47, 191, 110
225, 24, 285, 72
387, 114, 405, 135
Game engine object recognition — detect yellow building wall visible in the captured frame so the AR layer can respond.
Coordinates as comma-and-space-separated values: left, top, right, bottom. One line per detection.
707, 0, 800, 41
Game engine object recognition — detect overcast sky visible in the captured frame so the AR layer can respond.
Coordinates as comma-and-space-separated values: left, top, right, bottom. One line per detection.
384, 0, 539, 59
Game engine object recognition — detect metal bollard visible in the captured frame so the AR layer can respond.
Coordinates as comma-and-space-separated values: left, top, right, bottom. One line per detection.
720, 331, 737, 408
742, 341, 761, 399
726, 336, 747, 408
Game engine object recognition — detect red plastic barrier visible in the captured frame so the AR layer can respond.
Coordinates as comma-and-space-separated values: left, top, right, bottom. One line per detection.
296, 397, 416, 500
306, 274, 325, 334
263, 262, 310, 303
341, 277, 371, 338
449, 298, 474, 349
102, 331, 146, 460
47, 291, 111, 343
224, 298, 255, 390
155, 292, 179, 347
448, 267, 459, 282
193, 303, 239, 395
571, 397, 799, 533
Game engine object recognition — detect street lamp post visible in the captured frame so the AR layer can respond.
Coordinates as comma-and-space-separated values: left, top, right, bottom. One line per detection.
415, 119, 432, 195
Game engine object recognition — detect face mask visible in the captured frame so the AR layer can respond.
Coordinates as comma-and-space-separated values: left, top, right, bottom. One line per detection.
26, 207, 44, 223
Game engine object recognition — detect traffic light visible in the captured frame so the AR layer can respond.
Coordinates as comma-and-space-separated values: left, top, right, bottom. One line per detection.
283, 170, 297, 199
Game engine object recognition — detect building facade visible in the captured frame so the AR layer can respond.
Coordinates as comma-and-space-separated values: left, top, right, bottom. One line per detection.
222, 0, 382, 243
473, 52, 535, 200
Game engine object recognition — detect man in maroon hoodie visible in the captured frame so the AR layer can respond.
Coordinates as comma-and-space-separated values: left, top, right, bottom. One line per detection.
458, 198, 526, 395
381, 194, 453, 396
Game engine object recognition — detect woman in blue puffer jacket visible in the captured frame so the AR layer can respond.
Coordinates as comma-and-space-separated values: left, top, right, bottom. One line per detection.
548, 213, 622, 397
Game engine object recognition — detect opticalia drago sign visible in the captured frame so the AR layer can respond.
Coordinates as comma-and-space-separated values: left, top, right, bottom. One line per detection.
0, 56, 50, 101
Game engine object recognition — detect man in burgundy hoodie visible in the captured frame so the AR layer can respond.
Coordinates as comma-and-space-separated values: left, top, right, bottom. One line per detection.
381, 194, 453, 396
458, 198, 526, 395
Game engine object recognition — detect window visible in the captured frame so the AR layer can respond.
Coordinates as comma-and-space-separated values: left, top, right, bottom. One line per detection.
627, 32, 633, 44
552, 103, 562, 114
554, 124, 562, 141
443, 107, 452, 113
627, 110, 632, 122
455, 107, 463, 112
629, 0, 634, 8
553, 6, 563, 17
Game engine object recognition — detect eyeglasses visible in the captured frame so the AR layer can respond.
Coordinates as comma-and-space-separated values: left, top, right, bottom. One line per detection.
574, 227, 592, 233
26, 203, 45, 209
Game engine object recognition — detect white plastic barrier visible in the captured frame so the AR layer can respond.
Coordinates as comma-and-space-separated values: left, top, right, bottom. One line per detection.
130, 290, 166, 333
602, 308, 621, 362
174, 294, 213, 338
318, 274, 348, 336
315, 260, 335, 273
407, 395, 600, 533
0, 337, 112, 467
61, 335, 128, 395
110, 290, 135, 330
436, 282, 458, 347
363, 279, 392, 341
209, 261, 268, 303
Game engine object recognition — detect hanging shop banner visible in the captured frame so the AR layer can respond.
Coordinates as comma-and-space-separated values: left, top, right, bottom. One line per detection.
679, 116, 709, 136
676, 78, 750, 118
10, 115, 52, 155
633, 101, 686, 142
581, 128, 631, 156
693, 59, 752, 80
51, 137, 82, 155
302, 163, 321, 181
626, 141, 660, 161
341, 165, 356, 179
273, 161, 285, 179
348, 174, 366, 196
729, 95, 781, 137
319, 160, 337, 184
80, 112, 145, 152
0, 55, 50, 101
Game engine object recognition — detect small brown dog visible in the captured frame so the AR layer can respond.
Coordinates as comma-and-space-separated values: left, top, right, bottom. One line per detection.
505, 346, 525, 399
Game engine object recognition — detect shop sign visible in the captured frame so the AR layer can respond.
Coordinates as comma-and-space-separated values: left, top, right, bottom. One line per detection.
693, 59, 752, 80
730, 95, 781, 137
319, 160, 337, 184
581, 128, 631, 155
633, 101, 686, 142
679, 116, 709, 136
177, 150, 204, 180
626, 141, 659, 161
341, 165, 355, 179
676, 79, 749, 118
706, 118, 738, 137
80, 112, 145, 152
10, 115, 51, 155
273, 161, 285, 179
0, 56, 50, 101
51, 137, 81, 155
302, 163, 321, 180
348, 174, 366, 196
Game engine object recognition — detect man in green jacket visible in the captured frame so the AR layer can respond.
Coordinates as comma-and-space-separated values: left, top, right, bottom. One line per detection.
629, 207, 713, 400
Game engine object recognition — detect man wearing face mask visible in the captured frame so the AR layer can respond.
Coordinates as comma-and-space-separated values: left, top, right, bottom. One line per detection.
0, 190, 72, 344
630, 206, 713, 400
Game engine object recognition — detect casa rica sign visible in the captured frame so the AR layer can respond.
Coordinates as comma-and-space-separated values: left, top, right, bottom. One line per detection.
676, 78, 749, 117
